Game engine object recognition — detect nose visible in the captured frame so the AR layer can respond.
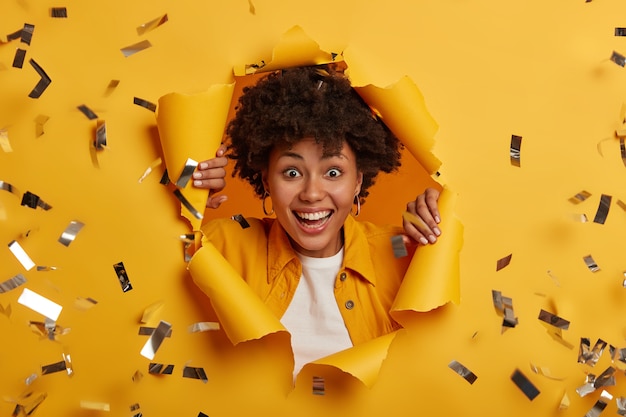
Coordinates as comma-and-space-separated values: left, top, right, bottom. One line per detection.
299, 176, 325, 202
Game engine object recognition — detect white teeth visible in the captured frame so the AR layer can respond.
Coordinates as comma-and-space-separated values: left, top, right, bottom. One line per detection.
296, 211, 331, 220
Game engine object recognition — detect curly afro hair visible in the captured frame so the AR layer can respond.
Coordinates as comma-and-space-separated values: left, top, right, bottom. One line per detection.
226, 65, 402, 203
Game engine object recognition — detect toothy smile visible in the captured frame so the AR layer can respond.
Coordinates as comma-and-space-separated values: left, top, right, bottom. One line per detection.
294, 210, 333, 228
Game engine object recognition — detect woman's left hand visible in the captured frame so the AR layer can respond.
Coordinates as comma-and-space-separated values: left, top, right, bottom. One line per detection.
403, 187, 441, 245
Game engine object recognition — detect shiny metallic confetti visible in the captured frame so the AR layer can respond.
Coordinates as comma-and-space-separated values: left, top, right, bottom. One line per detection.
132, 370, 144, 382
160, 169, 170, 185
579, 338, 607, 367
18, 288, 62, 321
559, 392, 570, 410
538, 309, 570, 330
496, 253, 512, 271
36, 266, 57, 273
104, 79, 120, 96
12, 48, 26, 68
180, 233, 196, 262
41, 360, 66, 375
312, 376, 325, 395
9, 390, 47, 416
583, 254, 600, 272
175, 158, 199, 188
616, 28, 626, 36
136, 14, 168, 35
0, 128, 12, 152
620, 138, 626, 167
593, 366, 616, 389
391, 235, 408, 258
74, 297, 97, 311
138, 327, 172, 337
617, 397, 626, 415
120, 40, 152, 57
173, 189, 203, 220
58, 220, 84, 246
29, 319, 70, 341
448, 360, 478, 384
584, 390, 612, 417
0, 181, 18, 195
35, 114, 50, 137
133, 97, 157, 112
148, 363, 174, 375
94, 119, 107, 149
231, 214, 251, 229
141, 320, 171, 360
21, 191, 52, 210
28, 59, 52, 98
510, 369, 540, 400
530, 363, 564, 381
593, 194, 611, 224
569, 190, 592, 204
188, 322, 220, 333
80, 401, 110, 411
113, 261, 133, 292
611, 51, 626, 67
570, 213, 588, 223
77, 104, 98, 120
8, 240, 35, 271
492, 290, 518, 330
138, 157, 162, 183
50, 7, 68, 18
0, 273, 27, 293
510, 134, 522, 167
20, 23, 34, 45
183, 366, 208, 383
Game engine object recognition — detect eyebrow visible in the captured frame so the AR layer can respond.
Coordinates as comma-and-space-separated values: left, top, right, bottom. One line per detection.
278, 150, 349, 161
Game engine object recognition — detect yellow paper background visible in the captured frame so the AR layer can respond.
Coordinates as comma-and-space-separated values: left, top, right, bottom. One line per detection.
2, 1, 626, 416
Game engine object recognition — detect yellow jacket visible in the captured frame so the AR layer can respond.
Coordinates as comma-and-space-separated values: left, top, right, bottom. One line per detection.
200, 215, 415, 345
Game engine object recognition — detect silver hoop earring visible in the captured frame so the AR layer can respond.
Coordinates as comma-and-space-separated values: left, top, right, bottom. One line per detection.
262, 192, 274, 216
352, 195, 361, 217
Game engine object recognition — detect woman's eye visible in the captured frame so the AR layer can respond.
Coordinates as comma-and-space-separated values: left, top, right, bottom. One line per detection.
327, 168, 342, 178
284, 169, 300, 178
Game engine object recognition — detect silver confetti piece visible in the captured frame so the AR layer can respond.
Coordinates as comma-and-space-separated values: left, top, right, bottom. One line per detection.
584, 390, 612, 417
175, 158, 198, 188
583, 255, 600, 272
58, 220, 84, 246
133, 97, 157, 112
148, 363, 174, 374
510, 135, 522, 167
188, 322, 220, 333
448, 360, 478, 384
312, 376, 325, 395
77, 104, 98, 120
138, 326, 172, 337
510, 368, 540, 400
579, 338, 607, 366
592, 194, 611, 224
538, 309, 570, 330
120, 40, 152, 57
611, 51, 626, 67
17, 288, 62, 321
390, 235, 408, 258
182, 366, 208, 383
141, 320, 171, 360
95, 120, 106, 149
173, 189, 203, 220
113, 262, 133, 292
496, 253, 512, 271
0, 273, 27, 293
569, 190, 592, 204
28, 59, 51, 99
8, 240, 35, 271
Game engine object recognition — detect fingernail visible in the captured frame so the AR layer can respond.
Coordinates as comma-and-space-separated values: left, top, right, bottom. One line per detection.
428, 235, 437, 243
419, 237, 429, 245
435, 215, 440, 223
193, 172, 202, 179
199, 162, 208, 170
433, 227, 441, 236
193, 180, 202, 186
217, 149, 224, 156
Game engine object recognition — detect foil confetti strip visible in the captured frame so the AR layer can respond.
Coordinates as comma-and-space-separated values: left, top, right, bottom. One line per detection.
95, 119, 106, 149
160, 169, 170, 185
538, 309, 570, 330
113, 261, 133, 292
141, 320, 171, 360
0, 273, 27, 293
136, 14, 169, 35
18, 288, 63, 321
28, 59, 52, 98
510, 369, 540, 400
77, 104, 98, 120
583, 255, 600, 272
6, 28, 22, 42
617, 397, 626, 415
58, 220, 84, 246
510, 134, 522, 167
621, 138, 626, 167
132, 370, 144, 382
21, 191, 52, 210
74, 297, 97, 311
50, 7, 68, 18
80, 401, 110, 411
104, 79, 120, 96
391, 235, 408, 258
133, 97, 157, 112
584, 390, 612, 417
138, 327, 172, 337
175, 158, 199, 188
560, 392, 570, 410
36, 265, 57, 272
120, 40, 152, 57
618, 199, 626, 211
138, 157, 162, 183
141, 300, 165, 323
530, 363, 564, 381
13, 48, 26, 68
41, 360, 67, 375
448, 360, 478, 384
579, 338, 608, 366
616, 28, 626, 36
148, 363, 174, 375
199, 412, 209, 417
612, 51, 626, 67
592, 194, 611, 224
173, 189, 203, 220
183, 366, 208, 383
10, 391, 47, 416
0, 128, 13, 152
20, 23, 34, 45
593, 366, 616, 389
29, 319, 70, 340
492, 290, 518, 329
569, 190, 592, 204
25, 373, 37, 385
570, 213, 588, 223
231, 214, 251, 229
180, 233, 196, 262
188, 322, 220, 333
496, 253, 512, 271
35, 114, 50, 137
312, 376, 325, 395
8, 240, 35, 271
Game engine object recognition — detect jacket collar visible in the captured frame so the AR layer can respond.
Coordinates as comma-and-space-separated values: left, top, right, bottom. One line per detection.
266, 215, 377, 286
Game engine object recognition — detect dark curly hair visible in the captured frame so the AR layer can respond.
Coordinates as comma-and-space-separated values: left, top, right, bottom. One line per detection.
226, 65, 402, 203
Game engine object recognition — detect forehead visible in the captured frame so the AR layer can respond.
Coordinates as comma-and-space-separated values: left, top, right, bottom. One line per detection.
275, 138, 353, 158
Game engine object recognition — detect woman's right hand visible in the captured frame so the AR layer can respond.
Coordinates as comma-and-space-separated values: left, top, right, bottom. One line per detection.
193, 144, 228, 209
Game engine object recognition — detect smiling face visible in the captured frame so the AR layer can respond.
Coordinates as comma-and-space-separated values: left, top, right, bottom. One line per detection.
262, 138, 363, 258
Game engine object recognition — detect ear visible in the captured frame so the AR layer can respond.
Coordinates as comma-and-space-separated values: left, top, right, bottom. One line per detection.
261, 169, 270, 195
355, 171, 363, 196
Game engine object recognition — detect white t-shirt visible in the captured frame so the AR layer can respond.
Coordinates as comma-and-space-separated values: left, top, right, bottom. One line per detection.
280, 248, 354, 377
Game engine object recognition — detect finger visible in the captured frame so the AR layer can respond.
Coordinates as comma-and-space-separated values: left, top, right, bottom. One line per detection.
216, 143, 227, 157
424, 187, 441, 223
197, 155, 228, 171
415, 194, 441, 237
402, 210, 433, 245
206, 194, 228, 209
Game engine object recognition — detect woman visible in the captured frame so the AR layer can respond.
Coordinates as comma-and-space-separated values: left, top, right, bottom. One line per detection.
192, 65, 441, 375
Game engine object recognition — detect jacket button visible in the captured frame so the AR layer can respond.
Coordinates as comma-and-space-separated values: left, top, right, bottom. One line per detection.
345, 300, 354, 310
339, 272, 347, 281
